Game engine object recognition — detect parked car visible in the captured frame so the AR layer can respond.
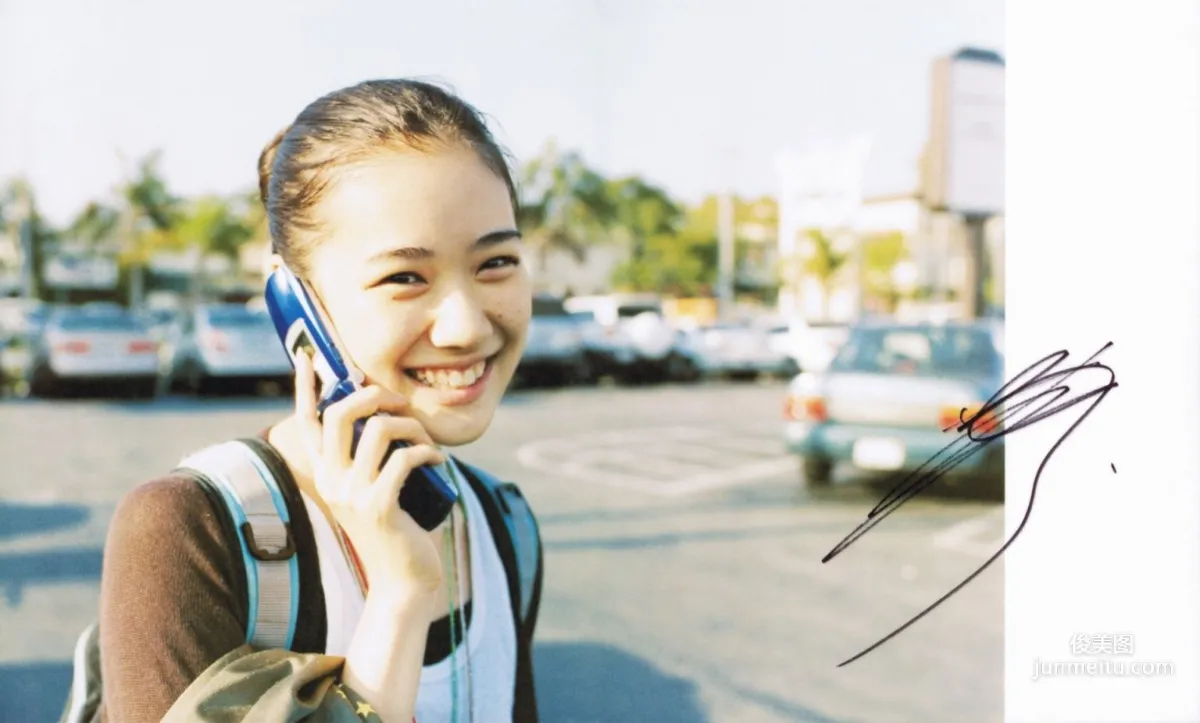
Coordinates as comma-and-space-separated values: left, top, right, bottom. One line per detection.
563, 294, 688, 383
0, 327, 35, 397
162, 303, 293, 394
783, 320, 1005, 498
139, 307, 182, 343
0, 302, 52, 397
516, 294, 592, 386
778, 320, 851, 374
26, 306, 161, 398
567, 309, 619, 381
681, 320, 798, 380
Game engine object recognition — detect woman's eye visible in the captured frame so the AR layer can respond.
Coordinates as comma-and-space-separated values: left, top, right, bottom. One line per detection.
480, 255, 521, 272
382, 271, 427, 285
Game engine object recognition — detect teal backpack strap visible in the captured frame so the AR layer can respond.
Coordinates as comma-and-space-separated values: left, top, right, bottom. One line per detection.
176, 440, 300, 650
493, 483, 541, 624
453, 460, 542, 627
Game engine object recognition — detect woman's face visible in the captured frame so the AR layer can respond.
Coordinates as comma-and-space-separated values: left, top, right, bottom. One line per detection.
301, 144, 531, 446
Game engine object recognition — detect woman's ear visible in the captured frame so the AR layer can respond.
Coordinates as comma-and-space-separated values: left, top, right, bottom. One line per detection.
263, 252, 284, 280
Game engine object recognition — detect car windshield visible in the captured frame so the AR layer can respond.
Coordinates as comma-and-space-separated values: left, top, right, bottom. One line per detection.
829, 326, 1000, 376
55, 314, 147, 332
616, 304, 660, 318
532, 297, 569, 316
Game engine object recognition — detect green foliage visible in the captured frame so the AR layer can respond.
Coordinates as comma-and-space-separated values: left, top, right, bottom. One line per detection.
5, 144, 931, 311
517, 141, 618, 264
799, 228, 852, 285
612, 193, 778, 299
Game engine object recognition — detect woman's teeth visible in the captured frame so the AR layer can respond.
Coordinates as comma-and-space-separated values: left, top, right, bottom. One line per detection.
411, 360, 488, 389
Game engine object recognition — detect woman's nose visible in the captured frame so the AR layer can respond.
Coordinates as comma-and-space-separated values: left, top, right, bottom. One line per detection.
429, 290, 493, 348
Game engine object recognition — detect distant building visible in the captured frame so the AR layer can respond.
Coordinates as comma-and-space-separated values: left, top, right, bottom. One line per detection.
776, 190, 1005, 322
533, 243, 624, 296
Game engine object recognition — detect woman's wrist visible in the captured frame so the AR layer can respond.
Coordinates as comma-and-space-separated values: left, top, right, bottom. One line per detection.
341, 585, 436, 722
365, 571, 442, 606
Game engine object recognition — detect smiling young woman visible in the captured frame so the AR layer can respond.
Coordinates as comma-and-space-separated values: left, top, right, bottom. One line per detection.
94, 79, 543, 723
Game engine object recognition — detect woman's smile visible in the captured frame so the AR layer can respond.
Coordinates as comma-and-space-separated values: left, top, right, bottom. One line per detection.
402, 353, 499, 406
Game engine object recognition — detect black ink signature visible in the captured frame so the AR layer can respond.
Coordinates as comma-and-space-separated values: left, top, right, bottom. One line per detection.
823, 342, 1118, 667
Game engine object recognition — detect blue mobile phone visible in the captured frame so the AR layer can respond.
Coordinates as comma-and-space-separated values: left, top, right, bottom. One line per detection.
263, 265, 458, 531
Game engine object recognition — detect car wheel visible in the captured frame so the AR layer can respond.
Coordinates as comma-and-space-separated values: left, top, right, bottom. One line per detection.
29, 362, 58, 398
665, 352, 700, 383
186, 364, 211, 396
135, 378, 158, 400
801, 456, 834, 488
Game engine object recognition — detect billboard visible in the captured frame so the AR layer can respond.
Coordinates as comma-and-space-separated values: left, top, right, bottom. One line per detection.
923, 48, 1005, 217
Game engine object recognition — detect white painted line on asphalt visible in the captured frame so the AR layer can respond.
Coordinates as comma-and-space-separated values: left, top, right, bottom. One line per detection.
698, 435, 788, 457
653, 441, 779, 467
655, 457, 799, 497
572, 447, 718, 480
931, 510, 1005, 558
514, 424, 799, 497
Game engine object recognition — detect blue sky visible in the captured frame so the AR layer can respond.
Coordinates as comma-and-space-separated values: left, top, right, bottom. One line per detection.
0, 0, 1004, 225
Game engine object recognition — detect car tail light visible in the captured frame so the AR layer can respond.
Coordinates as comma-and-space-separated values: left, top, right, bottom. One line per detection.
940, 403, 1001, 434
55, 340, 90, 354
785, 394, 828, 422
202, 330, 229, 352
128, 340, 158, 354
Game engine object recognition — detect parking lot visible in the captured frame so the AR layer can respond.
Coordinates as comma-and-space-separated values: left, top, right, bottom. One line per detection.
0, 379, 1003, 723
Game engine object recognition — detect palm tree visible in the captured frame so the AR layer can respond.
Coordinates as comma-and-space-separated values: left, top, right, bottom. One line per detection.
66, 201, 121, 253
174, 194, 256, 301
115, 151, 182, 307
606, 175, 682, 262
517, 141, 619, 277
1, 178, 57, 300
783, 228, 852, 321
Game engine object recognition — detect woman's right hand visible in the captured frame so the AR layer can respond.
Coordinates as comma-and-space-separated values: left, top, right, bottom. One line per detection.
293, 350, 446, 596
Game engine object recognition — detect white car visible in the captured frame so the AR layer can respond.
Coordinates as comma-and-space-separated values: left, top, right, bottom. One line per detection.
563, 294, 685, 383
683, 320, 798, 379
28, 307, 161, 398
164, 303, 293, 394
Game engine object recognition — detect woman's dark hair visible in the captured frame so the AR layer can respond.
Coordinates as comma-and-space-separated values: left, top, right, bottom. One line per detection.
257, 78, 519, 272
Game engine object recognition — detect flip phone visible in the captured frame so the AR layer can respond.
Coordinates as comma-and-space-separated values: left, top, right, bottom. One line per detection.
263, 265, 458, 531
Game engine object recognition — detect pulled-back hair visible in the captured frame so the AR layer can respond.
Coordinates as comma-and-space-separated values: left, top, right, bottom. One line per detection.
257, 79, 518, 272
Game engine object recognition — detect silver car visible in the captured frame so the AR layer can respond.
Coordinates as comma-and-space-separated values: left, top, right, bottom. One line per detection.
784, 320, 1005, 498
682, 320, 798, 380
164, 303, 293, 394
516, 295, 591, 386
27, 307, 161, 398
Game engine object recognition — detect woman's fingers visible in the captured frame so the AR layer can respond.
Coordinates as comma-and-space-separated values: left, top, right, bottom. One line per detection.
351, 415, 435, 479
373, 443, 449, 522
321, 386, 410, 469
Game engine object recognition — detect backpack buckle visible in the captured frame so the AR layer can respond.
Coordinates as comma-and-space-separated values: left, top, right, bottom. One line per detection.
241, 521, 296, 561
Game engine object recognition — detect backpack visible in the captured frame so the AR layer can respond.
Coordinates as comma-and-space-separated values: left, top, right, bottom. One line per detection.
60, 437, 542, 723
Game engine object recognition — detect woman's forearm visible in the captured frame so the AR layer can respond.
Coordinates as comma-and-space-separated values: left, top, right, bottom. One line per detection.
341, 585, 436, 722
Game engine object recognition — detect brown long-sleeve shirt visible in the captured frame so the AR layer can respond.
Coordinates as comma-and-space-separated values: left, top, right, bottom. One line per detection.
95, 433, 536, 722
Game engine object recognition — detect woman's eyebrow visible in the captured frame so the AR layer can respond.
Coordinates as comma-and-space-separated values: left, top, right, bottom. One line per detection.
365, 228, 522, 264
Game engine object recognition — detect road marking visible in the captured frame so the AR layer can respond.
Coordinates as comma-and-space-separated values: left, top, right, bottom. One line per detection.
514, 425, 796, 497
931, 510, 1006, 558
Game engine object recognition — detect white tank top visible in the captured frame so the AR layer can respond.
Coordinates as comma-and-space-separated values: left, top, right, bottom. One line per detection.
302, 458, 518, 722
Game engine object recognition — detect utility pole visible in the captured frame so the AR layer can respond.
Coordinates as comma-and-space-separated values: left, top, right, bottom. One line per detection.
716, 147, 738, 321
963, 213, 990, 318
717, 191, 735, 321
17, 192, 37, 300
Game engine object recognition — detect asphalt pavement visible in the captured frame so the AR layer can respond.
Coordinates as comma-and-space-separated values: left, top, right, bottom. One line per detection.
0, 380, 1004, 723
